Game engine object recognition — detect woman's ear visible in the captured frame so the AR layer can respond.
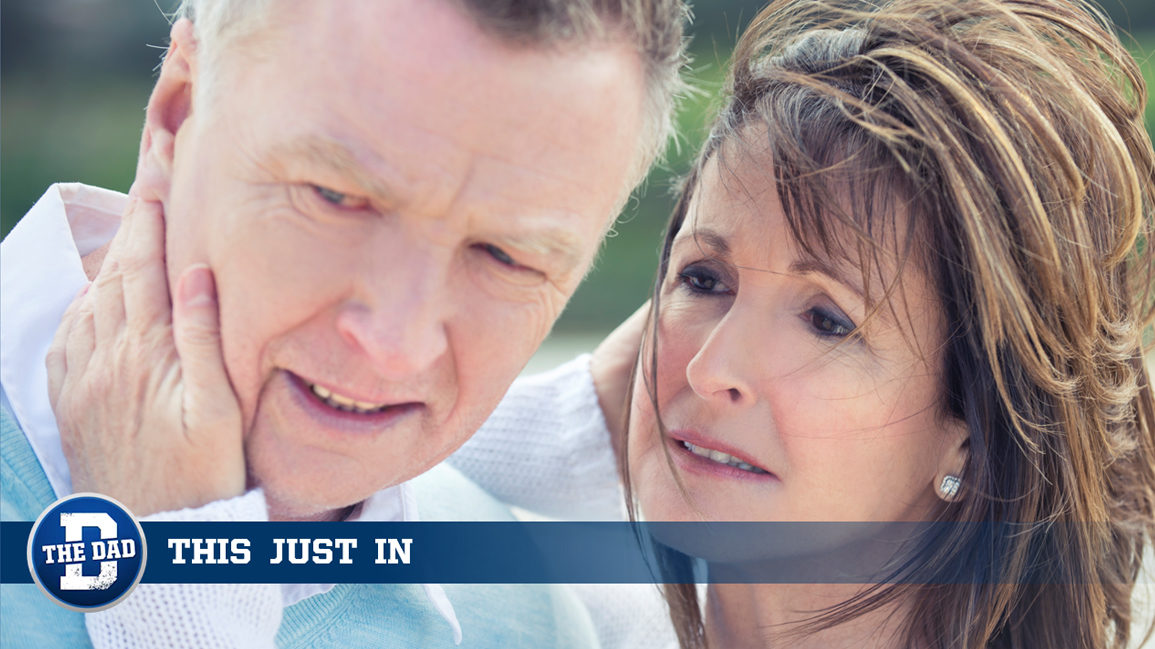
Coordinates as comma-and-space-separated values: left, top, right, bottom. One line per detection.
135, 18, 198, 202
934, 417, 969, 502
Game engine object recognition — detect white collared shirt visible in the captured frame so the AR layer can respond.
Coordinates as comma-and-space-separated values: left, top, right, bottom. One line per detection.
0, 183, 461, 644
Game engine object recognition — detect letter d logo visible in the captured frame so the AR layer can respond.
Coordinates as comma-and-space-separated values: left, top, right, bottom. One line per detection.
27, 494, 146, 611
58, 513, 118, 591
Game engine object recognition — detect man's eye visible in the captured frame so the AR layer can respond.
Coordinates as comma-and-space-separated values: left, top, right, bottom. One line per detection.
311, 185, 368, 210
470, 243, 546, 288
479, 243, 517, 267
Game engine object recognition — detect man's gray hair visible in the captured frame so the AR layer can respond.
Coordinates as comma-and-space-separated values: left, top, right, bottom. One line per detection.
175, 0, 689, 185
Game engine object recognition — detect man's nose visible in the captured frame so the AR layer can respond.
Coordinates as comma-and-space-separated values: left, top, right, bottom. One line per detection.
334, 244, 450, 379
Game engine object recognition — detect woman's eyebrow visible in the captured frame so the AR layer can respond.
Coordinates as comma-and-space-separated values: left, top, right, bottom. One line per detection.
674, 228, 868, 300
673, 228, 731, 256
789, 258, 866, 300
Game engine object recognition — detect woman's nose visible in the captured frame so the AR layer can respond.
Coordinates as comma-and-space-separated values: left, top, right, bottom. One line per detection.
684, 307, 758, 407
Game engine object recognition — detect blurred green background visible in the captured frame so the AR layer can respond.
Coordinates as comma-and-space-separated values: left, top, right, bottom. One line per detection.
3, 1, 1155, 363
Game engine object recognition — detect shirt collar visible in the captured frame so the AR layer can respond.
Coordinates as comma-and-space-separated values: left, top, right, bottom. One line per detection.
0, 183, 123, 497
0, 183, 461, 644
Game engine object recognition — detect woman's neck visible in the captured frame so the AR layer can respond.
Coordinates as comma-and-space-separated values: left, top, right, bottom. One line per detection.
705, 583, 912, 649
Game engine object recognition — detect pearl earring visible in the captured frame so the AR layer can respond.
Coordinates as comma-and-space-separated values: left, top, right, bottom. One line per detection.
939, 475, 961, 500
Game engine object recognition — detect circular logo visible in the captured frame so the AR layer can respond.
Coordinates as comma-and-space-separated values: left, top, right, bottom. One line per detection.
26, 493, 147, 611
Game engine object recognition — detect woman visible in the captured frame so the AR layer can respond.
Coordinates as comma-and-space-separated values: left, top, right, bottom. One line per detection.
81, 0, 1155, 647
617, 0, 1155, 646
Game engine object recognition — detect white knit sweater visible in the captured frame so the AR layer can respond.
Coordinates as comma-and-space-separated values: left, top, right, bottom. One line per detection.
85, 354, 677, 649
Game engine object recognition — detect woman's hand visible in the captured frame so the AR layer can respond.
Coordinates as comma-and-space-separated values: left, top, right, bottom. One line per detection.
590, 302, 650, 455
45, 194, 245, 516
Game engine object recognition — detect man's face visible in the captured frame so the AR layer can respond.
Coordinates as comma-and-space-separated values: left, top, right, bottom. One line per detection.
160, 0, 646, 519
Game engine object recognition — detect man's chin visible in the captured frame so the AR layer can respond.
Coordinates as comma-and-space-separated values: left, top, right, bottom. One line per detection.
243, 447, 379, 522
259, 481, 362, 522
240, 385, 415, 520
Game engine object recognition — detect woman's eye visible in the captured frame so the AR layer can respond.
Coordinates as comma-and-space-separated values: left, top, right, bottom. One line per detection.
678, 266, 727, 294
311, 185, 369, 210
807, 307, 854, 338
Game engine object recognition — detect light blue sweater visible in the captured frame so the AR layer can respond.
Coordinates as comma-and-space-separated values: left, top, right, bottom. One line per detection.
1, 393, 599, 648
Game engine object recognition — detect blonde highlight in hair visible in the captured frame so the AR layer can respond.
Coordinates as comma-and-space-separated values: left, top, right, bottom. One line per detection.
628, 1, 1155, 647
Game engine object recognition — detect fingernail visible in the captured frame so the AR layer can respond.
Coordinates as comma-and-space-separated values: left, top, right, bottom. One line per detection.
76, 283, 90, 298
180, 265, 216, 308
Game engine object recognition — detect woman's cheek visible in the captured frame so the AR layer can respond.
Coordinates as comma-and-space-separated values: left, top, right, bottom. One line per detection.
652, 306, 710, 398
627, 368, 657, 447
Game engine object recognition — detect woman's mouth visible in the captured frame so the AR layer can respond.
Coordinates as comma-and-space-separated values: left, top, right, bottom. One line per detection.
666, 430, 777, 481
677, 440, 770, 475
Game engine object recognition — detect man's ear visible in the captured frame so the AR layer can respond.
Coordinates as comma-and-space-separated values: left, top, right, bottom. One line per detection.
136, 18, 198, 201
934, 417, 970, 503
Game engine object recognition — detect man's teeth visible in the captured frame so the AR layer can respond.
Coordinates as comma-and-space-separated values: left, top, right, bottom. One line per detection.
682, 441, 769, 474
308, 383, 390, 414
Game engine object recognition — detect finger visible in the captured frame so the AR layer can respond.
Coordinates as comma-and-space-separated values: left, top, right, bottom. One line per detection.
172, 265, 239, 436
45, 341, 66, 414
47, 284, 90, 411
118, 197, 173, 327
64, 299, 97, 385
103, 195, 138, 263
90, 258, 127, 343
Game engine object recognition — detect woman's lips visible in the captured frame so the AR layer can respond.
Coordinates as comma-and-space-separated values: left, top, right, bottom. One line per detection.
666, 429, 778, 481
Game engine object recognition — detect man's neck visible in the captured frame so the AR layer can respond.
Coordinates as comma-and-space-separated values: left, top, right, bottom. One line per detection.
267, 500, 358, 522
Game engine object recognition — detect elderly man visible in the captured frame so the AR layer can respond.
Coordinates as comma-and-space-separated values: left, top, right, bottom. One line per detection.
0, 0, 685, 646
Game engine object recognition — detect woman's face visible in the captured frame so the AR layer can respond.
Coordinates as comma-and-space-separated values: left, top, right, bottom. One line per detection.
627, 147, 967, 526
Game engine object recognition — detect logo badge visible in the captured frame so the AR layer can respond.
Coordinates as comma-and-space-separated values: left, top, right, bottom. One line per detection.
26, 493, 147, 611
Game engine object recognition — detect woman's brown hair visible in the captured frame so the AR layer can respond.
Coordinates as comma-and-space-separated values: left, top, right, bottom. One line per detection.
623, 0, 1155, 647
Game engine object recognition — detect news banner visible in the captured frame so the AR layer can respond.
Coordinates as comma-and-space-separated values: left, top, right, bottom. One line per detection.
1, 493, 1065, 611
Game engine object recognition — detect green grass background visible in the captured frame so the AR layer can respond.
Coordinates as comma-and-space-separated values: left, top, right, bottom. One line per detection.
2, 4, 1153, 338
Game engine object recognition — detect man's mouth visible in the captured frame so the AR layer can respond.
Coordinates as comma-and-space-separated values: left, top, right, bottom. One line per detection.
677, 440, 771, 475
282, 371, 424, 433
306, 382, 393, 415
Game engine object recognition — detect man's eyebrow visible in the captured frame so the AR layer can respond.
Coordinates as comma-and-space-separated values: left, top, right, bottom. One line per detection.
272, 136, 586, 273
789, 257, 866, 300
486, 225, 586, 273
268, 136, 401, 203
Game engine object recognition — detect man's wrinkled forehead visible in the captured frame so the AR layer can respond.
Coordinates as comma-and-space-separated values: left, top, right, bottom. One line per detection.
192, 0, 661, 187
214, 0, 585, 69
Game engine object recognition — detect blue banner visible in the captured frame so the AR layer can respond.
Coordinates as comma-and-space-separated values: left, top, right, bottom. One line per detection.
3, 520, 1107, 585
